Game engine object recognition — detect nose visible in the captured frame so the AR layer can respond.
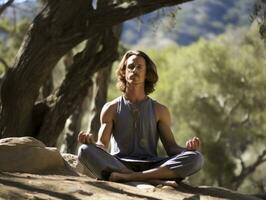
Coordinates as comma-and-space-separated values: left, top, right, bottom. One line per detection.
132, 67, 137, 72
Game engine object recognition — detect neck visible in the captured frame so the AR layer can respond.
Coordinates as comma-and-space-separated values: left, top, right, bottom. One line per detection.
124, 84, 146, 103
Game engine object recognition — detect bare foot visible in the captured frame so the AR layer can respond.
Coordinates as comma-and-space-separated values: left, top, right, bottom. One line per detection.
109, 173, 178, 189
159, 180, 178, 188
109, 172, 130, 182
145, 180, 178, 188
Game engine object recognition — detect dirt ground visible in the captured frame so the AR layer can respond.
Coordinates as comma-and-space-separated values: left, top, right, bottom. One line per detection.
0, 172, 263, 200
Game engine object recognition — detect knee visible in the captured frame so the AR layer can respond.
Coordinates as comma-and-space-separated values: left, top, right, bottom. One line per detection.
77, 144, 96, 161
187, 151, 204, 172
173, 151, 204, 171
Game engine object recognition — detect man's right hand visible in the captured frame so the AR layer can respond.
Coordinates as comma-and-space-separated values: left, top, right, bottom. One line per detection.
78, 131, 96, 144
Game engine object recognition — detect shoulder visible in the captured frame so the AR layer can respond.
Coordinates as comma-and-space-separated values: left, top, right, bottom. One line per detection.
100, 97, 120, 121
102, 97, 120, 112
152, 100, 171, 121
153, 100, 170, 114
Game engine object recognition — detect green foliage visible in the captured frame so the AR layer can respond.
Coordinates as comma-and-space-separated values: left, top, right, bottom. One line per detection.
108, 24, 266, 191
0, 17, 30, 74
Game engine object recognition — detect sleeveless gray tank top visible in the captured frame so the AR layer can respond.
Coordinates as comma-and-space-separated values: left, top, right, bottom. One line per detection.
110, 96, 159, 162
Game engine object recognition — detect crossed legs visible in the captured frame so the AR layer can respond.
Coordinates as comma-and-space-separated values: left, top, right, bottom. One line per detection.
109, 166, 179, 187
78, 144, 203, 184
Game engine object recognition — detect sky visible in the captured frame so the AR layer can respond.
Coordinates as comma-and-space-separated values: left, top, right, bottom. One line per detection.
1, 0, 31, 3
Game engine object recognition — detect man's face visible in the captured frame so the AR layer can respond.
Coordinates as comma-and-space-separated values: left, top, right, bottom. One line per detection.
125, 55, 146, 85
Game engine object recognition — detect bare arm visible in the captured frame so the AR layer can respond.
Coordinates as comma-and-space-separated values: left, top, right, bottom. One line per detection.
155, 103, 200, 156
78, 100, 117, 151
156, 103, 185, 156
95, 102, 116, 150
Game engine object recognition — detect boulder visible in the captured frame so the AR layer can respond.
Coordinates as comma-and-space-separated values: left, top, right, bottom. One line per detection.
0, 137, 76, 175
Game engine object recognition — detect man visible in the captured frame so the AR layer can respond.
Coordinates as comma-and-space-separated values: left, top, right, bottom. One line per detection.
78, 50, 203, 185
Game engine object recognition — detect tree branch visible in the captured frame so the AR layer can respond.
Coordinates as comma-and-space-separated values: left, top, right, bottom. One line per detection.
0, 0, 15, 16
232, 148, 266, 190
239, 156, 246, 170
86, 0, 193, 28
223, 99, 242, 127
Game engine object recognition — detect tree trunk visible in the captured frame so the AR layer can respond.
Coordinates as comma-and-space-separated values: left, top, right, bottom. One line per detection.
0, 0, 92, 138
0, 0, 15, 16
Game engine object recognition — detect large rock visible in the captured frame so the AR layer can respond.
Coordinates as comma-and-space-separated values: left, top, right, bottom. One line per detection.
0, 137, 76, 175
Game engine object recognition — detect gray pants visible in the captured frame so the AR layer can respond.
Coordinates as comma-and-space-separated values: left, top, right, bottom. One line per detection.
78, 144, 203, 181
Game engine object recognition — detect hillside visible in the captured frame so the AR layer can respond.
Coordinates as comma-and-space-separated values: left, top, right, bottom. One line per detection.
121, 0, 256, 47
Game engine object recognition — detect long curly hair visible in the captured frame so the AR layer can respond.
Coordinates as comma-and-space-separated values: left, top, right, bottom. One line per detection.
116, 50, 158, 95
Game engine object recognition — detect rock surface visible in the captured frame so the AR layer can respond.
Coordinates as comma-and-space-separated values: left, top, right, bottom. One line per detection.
0, 137, 263, 200
0, 172, 263, 200
0, 137, 76, 175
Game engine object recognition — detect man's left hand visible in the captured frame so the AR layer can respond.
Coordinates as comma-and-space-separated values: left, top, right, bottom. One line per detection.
186, 137, 200, 151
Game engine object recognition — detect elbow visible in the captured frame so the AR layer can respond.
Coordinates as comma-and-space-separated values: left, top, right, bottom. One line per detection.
96, 141, 108, 151
166, 146, 185, 156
